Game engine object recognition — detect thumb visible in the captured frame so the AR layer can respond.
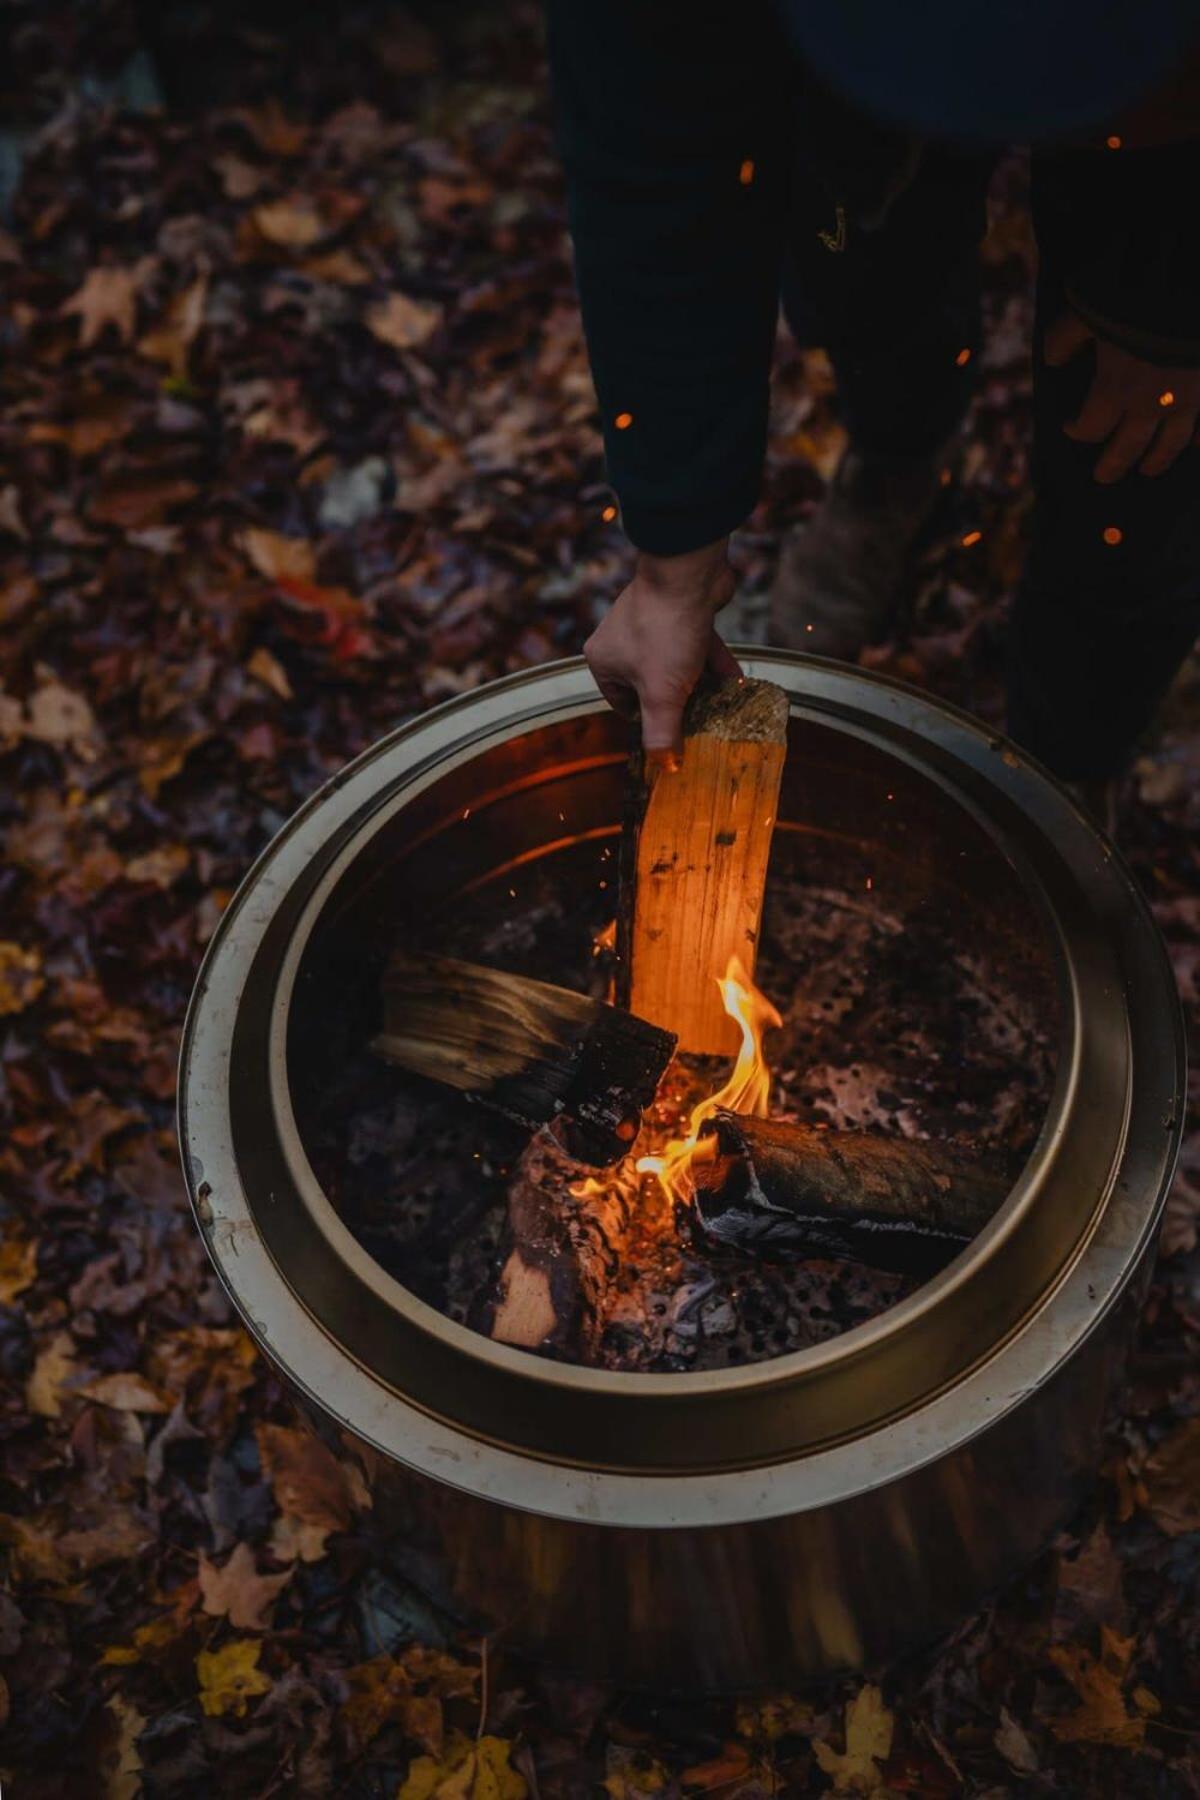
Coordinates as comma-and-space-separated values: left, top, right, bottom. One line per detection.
639, 687, 686, 764
1043, 310, 1092, 368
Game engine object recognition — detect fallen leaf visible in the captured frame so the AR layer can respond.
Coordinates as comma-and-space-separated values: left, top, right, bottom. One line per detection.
61, 265, 139, 347
241, 527, 317, 583
366, 290, 441, 352
196, 1637, 273, 1718
256, 1422, 371, 1557
813, 1685, 894, 1795
341, 1654, 443, 1757
138, 275, 209, 381
75, 1371, 173, 1414
1142, 1418, 1200, 1534
993, 1707, 1038, 1775
401, 1731, 527, 1800
213, 153, 265, 200
254, 197, 328, 249
24, 680, 99, 749
0, 943, 45, 1015
124, 844, 191, 888
27, 1330, 78, 1417
102, 1614, 183, 1666
681, 1744, 753, 1790
247, 645, 294, 699
198, 1541, 293, 1631
0, 1232, 37, 1304
101, 1694, 145, 1800
1047, 1626, 1145, 1748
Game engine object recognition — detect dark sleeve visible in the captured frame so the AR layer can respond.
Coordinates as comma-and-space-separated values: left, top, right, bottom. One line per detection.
545, 1, 789, 554
1032, 141, 1200, 366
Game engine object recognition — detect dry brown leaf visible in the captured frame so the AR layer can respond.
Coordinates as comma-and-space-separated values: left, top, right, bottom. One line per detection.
76, 1371, 173, 1414
25, 680, 99, 749
0, 943, 45, 1016
1047, 1626, 1146, 1748
993, 1707, 1038, 1774
253, 197, 328, 249
241, 527, 317, 584
366, 290, 441, 352
303, 248, 372, 285
213, 153, 265, 200
61, 265, 139, 347
26, 1330, 78, 1417
1142, 1418, 1200, 1534
198, 1541, 294, 1630
247, 645, 294, 699
138, 275, 209, 381
124, 844, 191, 888
257, 1421, 371, 1555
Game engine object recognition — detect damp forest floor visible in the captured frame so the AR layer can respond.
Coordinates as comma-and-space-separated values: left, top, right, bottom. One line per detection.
2, 3, 1200, 1795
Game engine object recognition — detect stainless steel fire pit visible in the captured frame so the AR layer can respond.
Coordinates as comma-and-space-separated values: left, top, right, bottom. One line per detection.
178, 653, 1184, 1690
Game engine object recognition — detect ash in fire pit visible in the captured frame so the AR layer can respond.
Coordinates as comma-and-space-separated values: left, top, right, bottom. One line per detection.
309, 844, 1056, 1374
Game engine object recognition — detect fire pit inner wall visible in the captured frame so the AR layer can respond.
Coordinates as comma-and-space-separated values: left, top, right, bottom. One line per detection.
181, 655, 1184, 1689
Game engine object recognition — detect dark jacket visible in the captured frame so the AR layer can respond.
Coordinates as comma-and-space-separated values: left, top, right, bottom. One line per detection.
547, 0, 1200, 556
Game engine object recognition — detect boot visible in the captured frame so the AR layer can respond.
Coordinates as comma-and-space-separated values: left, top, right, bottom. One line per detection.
770, 444, 951, 659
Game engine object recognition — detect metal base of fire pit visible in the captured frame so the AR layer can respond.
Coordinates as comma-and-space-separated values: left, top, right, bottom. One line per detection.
179, 654, 1184, 1690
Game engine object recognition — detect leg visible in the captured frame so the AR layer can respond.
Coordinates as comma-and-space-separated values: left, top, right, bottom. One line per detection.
772, 147, 995, 654
1007, 267, 1200, 781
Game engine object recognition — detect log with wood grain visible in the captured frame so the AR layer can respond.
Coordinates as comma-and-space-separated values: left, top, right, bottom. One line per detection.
618, 676, 789, 1056
691, 1109, 1012, 1275
374, 951, 675, 1166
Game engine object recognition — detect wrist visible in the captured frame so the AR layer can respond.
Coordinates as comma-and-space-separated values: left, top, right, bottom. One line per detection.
634, 537, 731, 603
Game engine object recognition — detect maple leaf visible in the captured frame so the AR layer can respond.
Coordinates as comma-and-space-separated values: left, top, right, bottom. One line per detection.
61, 265, 139, 347
1047, 1625, 1148, 1748
366, 290, 442, 352
0, 943, 45, 1017
256, 1421, 371, 1558
196, 1636, 273, 1718
1142, 1418, 1200, 1534
198, 1540, 294, 1630
400, 1731, 527, 1800
812, 1685, 894, 1795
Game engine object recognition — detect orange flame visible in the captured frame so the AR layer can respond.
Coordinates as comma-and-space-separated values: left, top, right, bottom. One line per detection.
592, 918, 617, 957
636, 954, 780, 1207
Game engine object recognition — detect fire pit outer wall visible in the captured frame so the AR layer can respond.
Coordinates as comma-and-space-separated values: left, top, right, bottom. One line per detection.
179, 655, 1184, 1691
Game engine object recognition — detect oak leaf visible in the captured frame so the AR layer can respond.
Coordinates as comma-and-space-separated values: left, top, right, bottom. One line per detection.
196, 1636, 273, 1717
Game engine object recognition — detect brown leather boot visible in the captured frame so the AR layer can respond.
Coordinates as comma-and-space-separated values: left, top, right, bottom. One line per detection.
770, 444, 950, 658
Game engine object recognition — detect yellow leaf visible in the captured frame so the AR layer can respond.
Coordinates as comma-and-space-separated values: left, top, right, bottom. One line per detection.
398, 1732, 527, 1800
102, 1694, 145, 1800
26, 1330, 77, 1417
812, 1685, 894, 1795
0, 1231, 37, 1303
196, 1637, 272, 1718
0, 942, 45, 1016
102, 1614, 181, 1666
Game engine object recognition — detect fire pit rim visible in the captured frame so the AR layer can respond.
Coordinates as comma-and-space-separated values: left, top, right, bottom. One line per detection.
180, 655, 1183, 1495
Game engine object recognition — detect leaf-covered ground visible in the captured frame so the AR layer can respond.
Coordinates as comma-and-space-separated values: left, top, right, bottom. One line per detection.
2, 4, 1199, 1795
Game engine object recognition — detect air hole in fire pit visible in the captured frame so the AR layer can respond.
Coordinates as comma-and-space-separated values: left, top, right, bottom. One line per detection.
290, 712, 1060, 1375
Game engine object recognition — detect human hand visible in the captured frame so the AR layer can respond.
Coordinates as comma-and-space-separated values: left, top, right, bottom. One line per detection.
584, 538, 741, 763
1044, 309, 1200, 482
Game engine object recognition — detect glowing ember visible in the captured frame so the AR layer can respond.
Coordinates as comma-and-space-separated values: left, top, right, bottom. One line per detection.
636, 954, 780, 1207
592, 918, 617, 958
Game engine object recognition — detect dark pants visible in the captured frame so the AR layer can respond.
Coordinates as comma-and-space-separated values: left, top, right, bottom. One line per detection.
781, 149, 1200, 782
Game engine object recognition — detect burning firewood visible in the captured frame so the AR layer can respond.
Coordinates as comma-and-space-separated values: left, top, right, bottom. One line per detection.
618, 676, 789, 1056
374, 951, 676, 1166
691, 1109, 1012, 1275
490, 1134, 584, 1350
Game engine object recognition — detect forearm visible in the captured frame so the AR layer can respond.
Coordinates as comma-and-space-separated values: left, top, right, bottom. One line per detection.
546, 0, 788, 552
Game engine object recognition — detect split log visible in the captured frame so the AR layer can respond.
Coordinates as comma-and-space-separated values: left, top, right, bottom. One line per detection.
618, 676, 789, 1056
490, 1135, 584, 1350
375, 951, 675, 1166
692, 1110, 1012, 1276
